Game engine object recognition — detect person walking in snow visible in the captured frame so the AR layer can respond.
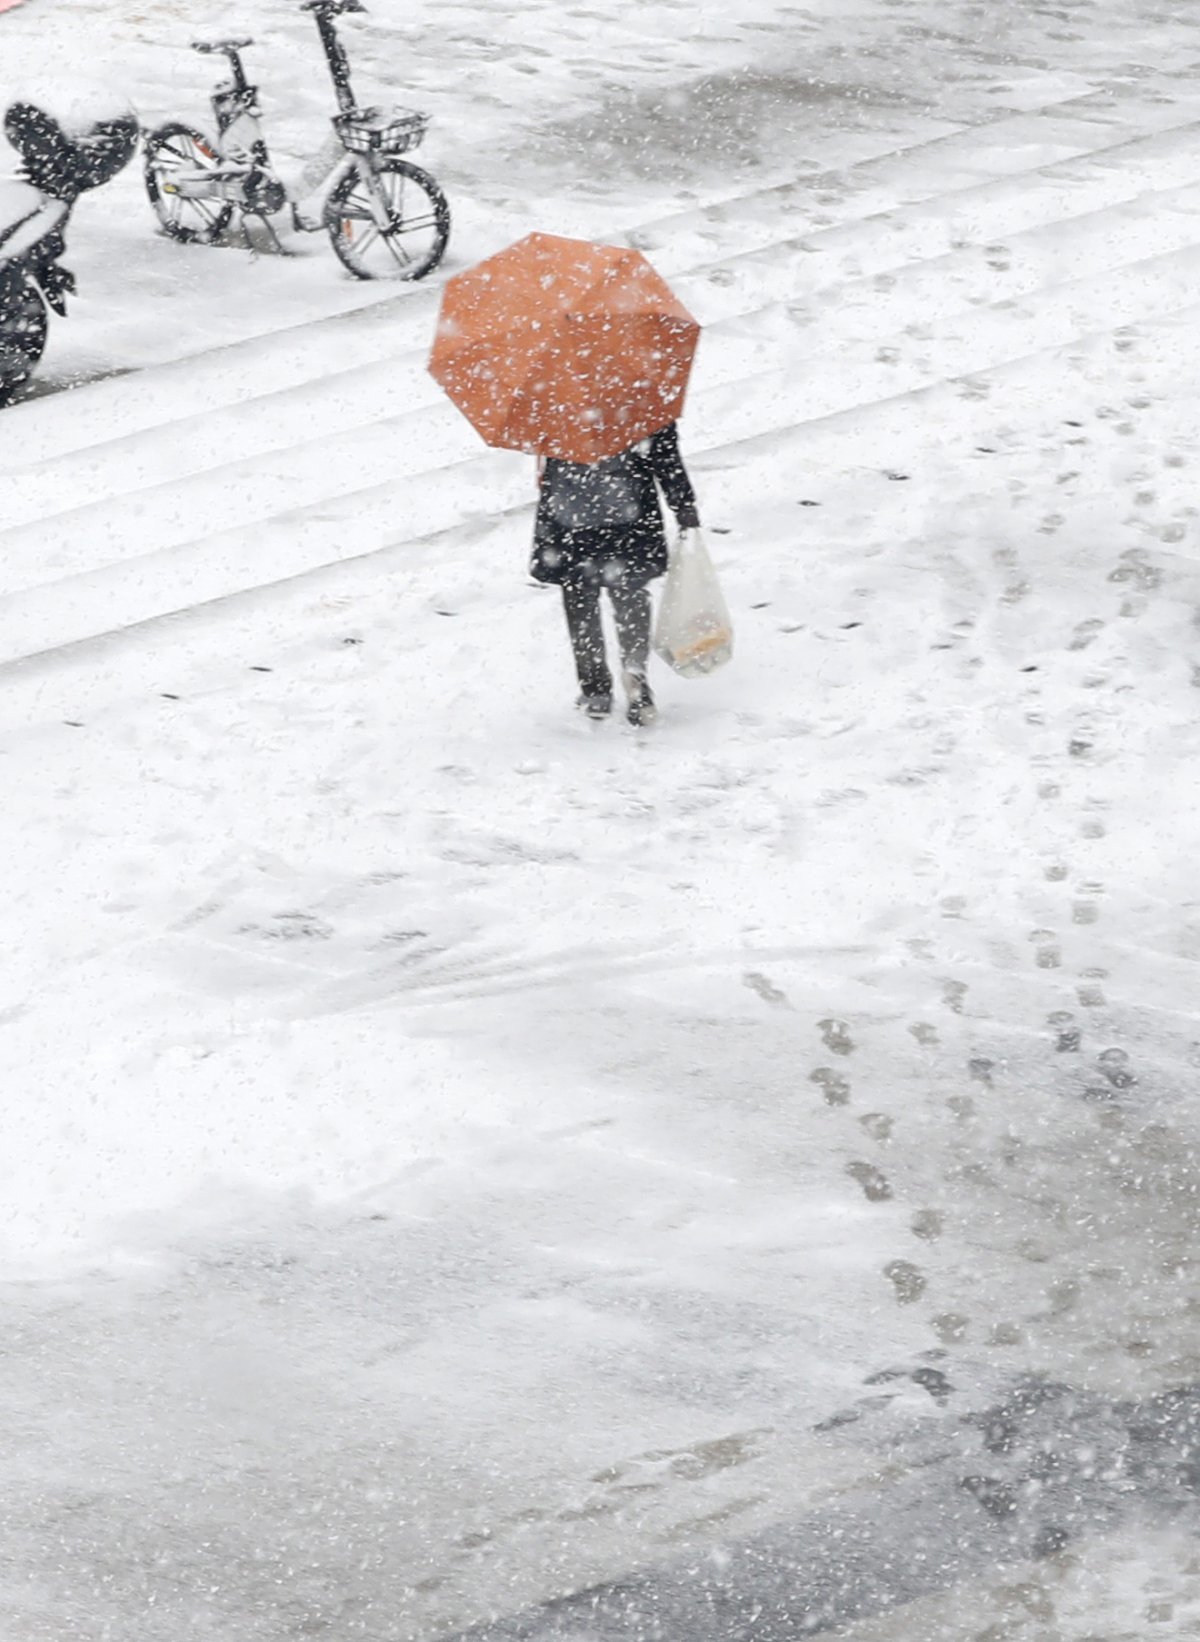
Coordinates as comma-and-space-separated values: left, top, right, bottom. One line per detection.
531, 421, 700, 726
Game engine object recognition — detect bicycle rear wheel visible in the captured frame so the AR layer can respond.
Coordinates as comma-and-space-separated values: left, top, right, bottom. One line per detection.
324, 158, 449, 281
145, 123, 233, 245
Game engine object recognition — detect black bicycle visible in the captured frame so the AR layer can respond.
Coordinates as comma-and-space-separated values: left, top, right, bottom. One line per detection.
1, 100, 137, 405
143, 0, 450, 280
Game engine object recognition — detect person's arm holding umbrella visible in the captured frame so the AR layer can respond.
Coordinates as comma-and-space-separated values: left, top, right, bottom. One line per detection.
647, 421, 700, 533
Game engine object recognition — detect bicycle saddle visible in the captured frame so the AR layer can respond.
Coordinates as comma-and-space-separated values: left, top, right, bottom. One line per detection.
300, 1, 366, 15
191, 38, 254, 53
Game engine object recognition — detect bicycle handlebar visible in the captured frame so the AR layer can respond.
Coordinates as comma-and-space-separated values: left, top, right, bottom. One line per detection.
191, 39, 253, 57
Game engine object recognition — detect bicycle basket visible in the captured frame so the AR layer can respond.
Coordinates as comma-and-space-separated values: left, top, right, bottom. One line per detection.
335, 107, 428, 156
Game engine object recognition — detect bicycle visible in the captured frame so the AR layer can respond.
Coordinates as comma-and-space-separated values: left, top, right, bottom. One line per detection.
143, 0, 450, 281
1, 99, 137, 405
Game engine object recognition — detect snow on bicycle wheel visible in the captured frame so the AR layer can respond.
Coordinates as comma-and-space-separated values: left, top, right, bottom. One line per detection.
323, 157, 449, 281
144, 124, 234, 246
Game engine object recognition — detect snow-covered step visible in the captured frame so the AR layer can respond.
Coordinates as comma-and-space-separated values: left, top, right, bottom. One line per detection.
674, 160, 1200, 325
638, 85, 1200, 274
0, 317, 1192, 744
678, 180, 1200, 374
5, 181, 1200, 598
9, 147, 1200, 554
2, 274, 1197, 676
702, 242, 1200, 452
5, 86, 1200, 467
0, 295, 434, 474
0, 294, 1192, 733
725, 313, 1199, 482
8, 114, 1200, 535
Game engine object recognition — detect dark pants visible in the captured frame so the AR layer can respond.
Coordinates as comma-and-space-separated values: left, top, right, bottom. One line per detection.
561, 576, 652, 700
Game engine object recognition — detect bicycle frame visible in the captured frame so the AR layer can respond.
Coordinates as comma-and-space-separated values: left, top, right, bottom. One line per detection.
159, 50, 281, 211
293, 4, 401, 233
167, 57, 396, 235
311, 6, 358, 115
210, 83, 270, 172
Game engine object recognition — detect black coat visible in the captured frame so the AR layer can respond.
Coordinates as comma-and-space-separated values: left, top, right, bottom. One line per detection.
530, 423, 698, 591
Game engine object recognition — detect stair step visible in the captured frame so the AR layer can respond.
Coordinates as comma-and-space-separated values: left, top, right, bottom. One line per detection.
2, 272, 1195, 675
6, 86, 1200, 466
6, 102, 1200, 532
5, 182, 1200, 594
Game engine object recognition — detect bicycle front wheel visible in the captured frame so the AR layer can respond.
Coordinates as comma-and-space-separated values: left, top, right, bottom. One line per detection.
145, 123, 233, 245
324, 158, 450, 281
0, 276, 48, 407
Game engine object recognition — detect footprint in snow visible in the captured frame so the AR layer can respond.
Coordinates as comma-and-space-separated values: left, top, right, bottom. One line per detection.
1029, 928, 1061, 969
933, 1313, 969, 1345
1097, 1047, 1136, 1089
810, 1067, 851, 1106
1047, 1011, 1081, 1053
859, 1113, 893, 1144
1109, 550, 1163, 591
846, 1160, 892, 1202
818, 1017, 855, 1056
911, 1208, 943, 1241
941, 979, 968, 1015
884, 1260, 927, 1305
1067, 617, 1105, 651
743, 971, 788, 1007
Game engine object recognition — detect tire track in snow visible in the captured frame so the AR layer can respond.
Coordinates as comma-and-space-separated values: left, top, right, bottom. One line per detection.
282, 938, 876, 1018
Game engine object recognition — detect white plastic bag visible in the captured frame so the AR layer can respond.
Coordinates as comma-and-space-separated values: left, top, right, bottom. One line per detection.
653, 529, 734, 677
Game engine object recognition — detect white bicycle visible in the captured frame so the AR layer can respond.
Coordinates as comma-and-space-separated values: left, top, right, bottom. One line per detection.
143, 0, 450, 280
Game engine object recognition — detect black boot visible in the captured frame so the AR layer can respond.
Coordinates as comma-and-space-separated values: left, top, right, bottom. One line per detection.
623, 671, 657, 727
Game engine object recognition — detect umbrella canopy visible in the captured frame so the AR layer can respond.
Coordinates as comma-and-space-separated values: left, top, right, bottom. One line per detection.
428, 232, 700, 463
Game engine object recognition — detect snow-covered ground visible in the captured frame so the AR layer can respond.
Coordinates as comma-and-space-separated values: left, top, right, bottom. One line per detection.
3, 1, 1200, 1637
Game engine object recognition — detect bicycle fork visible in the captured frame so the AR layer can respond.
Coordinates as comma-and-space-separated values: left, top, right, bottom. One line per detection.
297, 151, 398, 237
350, 156, 401, 230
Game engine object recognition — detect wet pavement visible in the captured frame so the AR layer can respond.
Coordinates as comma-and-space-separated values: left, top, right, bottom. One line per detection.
456, 1380, 1200, 1640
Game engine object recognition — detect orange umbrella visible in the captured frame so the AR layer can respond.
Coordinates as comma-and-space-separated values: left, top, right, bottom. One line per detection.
428, 232, 700, 463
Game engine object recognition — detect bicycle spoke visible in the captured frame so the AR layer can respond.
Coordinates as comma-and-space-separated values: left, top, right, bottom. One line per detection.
383, 233, 411, 270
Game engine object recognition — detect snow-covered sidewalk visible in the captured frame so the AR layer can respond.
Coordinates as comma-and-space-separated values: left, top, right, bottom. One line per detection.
3, 1, 1200, 1637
